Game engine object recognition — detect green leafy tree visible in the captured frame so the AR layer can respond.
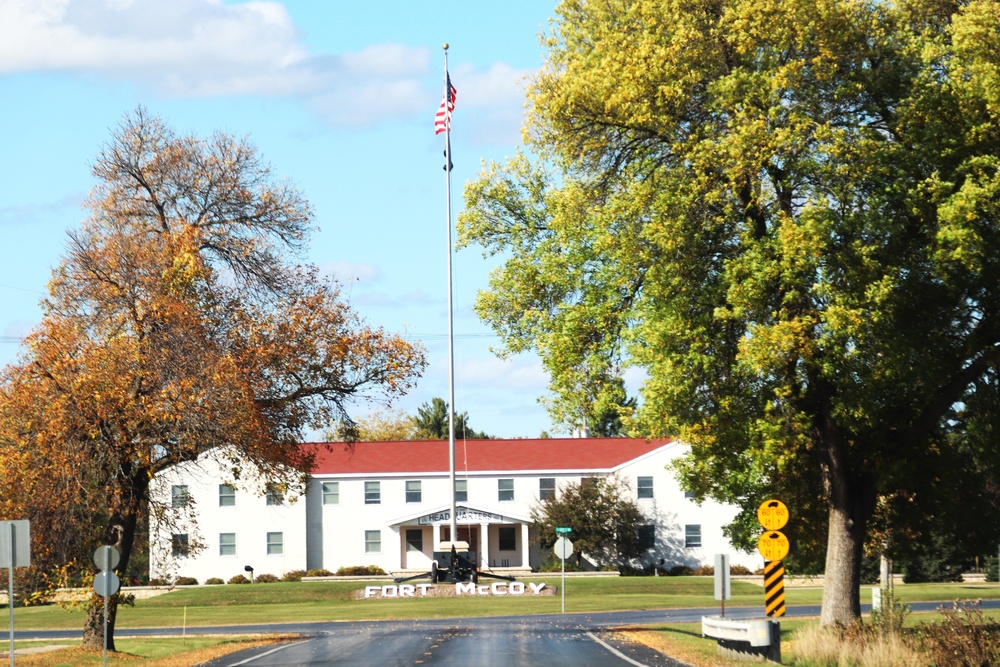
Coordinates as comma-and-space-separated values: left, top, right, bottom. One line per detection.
587, 377, 637, 437
413, 397, 491, 439
327, 407, 418, 441
531, 476, 648, 568
459, 0, 1000, 624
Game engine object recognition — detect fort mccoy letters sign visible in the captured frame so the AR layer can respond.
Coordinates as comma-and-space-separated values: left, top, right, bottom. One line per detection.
361, 581, 550, 599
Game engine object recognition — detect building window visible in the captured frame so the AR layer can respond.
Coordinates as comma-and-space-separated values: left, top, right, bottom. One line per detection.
219, 484, 236, 507
406, 529, 423, 553
637, 476, 654, 499
685, 524, 702, 548
498, 479, 514, 502
171, 533, 189, 557
365, 481, 381, 505
266, 532, 283, 555
322, 482, 339, 505
539, 478, 556, 501
498, 526, 516, 551
219, 532, 236, 556
581, 476, 598, 489
455, 479, 468, 502
684, 490, 696, 499
638, 525, 655, 551
171, 485, 190, 508
365, 530, 381, 554
406, 480, 422, 503
265, 484, 283, 506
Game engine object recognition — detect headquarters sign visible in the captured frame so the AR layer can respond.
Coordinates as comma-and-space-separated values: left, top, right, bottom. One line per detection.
417, 508, 506, 525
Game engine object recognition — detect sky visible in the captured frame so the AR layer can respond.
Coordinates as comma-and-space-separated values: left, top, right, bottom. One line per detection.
0, 0, 565, 439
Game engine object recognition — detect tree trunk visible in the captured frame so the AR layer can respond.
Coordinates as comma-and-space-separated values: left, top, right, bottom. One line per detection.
82, 594, 119, 651
820, 500, 866, 625
816, 401, 875, 626
82, 481, 145, 651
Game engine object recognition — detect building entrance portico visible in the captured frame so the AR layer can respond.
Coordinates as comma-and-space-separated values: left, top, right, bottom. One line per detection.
393, 504, 531, 573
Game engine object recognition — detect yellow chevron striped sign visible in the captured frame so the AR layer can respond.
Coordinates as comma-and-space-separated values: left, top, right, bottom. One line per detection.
764, 560, 786, 617
764, 560, 785, 616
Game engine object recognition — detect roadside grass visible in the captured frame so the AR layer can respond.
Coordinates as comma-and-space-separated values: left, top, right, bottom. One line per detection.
9, 578, 1000, 630
621, 609, 1000, 667
3, 637, 290, 666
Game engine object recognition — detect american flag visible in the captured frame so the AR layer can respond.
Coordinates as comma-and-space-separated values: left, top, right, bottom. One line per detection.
434, 73, 457, 135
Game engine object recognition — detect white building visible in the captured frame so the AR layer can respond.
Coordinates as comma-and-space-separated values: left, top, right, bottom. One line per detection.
150, 438, 760, 583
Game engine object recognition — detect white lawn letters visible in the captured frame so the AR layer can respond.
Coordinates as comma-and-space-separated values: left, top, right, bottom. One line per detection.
363, 581, 547, 599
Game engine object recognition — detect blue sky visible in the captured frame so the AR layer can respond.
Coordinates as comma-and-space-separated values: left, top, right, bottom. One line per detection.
0, 0, 563, 439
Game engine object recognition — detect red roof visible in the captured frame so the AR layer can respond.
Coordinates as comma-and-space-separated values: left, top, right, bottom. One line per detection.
304, 437, 672, 476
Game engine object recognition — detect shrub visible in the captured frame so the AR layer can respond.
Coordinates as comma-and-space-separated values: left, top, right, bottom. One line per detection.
667, 565, 693, 576
334, 565, 387, 576
282, 570, 306, 582
730, 564, 752, 575
305, 569, 333, 577
870, 588, 910, 636
917, 601, 1000, 667
174, 576, 198, 586
618, 564, 647, 576
147, 577, 169, 586
986, 556, 998, 583
255, 573, 279, 583
692, 565, 714, 576
205, 578, 224, 585
227, 574, 250, 585
537, 555, 583, 573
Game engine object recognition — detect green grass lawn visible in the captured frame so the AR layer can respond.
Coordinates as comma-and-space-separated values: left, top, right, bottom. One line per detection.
9, 577, 1000, 631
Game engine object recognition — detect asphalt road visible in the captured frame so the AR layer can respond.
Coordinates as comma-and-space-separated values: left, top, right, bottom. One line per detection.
15, 601, 1000, 666
202, 615, 686, 667
201, 617, 680, 667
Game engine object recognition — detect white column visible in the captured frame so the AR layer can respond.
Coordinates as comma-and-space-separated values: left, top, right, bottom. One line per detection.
388, 527, 402, 574
432, 524, 441, 552
520, 523, 530, 568
480, 523, 490, 569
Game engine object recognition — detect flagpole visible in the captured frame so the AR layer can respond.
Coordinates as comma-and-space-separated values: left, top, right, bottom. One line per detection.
442, 43, 458, 548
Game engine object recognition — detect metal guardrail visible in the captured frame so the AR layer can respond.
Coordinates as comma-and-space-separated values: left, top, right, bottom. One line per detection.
702, 616, 775, 646
702, 616, 781, 662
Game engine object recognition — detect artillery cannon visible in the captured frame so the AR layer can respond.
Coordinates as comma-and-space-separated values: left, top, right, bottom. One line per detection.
394, 541, 516, 585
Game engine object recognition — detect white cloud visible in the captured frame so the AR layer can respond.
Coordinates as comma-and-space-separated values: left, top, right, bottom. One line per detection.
0, 193, 83, 227
352, 288, 437, 309
450, 62, 532, 146
0, 0, 308, 83
457, 355, 547, 391
452, 61, 531, 108
319, 259, 381, 284
305, 77, 431, 127
0, 0, 533, 135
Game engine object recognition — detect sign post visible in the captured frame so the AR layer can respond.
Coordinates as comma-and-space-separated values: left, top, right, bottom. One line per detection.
714, 554, 731, 617
553, 530, 573, 614
93, 545, 120, 667
1, 520, 30, 667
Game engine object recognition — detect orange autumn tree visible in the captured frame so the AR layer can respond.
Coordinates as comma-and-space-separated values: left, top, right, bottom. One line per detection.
0, 108, 425, 649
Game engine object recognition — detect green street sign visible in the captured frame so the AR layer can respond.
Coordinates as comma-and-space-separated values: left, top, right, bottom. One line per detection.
555, 527, 572, 534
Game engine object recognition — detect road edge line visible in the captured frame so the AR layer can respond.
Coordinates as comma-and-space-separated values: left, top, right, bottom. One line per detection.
585, 631, 651, 667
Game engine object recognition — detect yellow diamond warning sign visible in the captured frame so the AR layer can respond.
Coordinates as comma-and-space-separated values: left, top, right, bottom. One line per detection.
758, 530, 790, 561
